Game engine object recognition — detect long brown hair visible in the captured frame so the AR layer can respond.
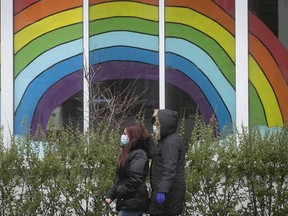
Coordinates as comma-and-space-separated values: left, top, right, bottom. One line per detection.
117, 123, 149, 169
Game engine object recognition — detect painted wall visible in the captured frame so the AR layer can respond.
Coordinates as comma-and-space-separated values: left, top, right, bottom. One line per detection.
11, 0, 288, 135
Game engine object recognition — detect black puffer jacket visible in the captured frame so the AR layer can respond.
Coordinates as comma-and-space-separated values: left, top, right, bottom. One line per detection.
107, 139, 149, 212
149, 109, 186, 215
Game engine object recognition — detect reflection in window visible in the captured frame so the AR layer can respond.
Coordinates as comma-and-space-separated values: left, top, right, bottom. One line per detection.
166, 82, 199, 139
249, 0, 278, 36
49, 78, 199, 138
52, 79, 159, 132
249, 0, 288, 50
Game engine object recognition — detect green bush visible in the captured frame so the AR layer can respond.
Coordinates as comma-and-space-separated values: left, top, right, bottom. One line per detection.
0, 126, 119, 216
185, 117, 288, 216
0, 119, 288, 215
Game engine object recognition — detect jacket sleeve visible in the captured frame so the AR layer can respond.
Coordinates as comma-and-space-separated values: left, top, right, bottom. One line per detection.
158, 135, 179, 193
116, 150, 148, 198
106, 177, 119, 200
146, 136, 157, 159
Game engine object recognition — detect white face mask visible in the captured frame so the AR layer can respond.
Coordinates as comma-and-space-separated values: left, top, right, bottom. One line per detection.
153, 125, 158, 133
120, 134, 129, 146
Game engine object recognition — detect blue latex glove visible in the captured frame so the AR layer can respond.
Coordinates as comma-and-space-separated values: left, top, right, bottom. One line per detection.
156, 192, 166, 204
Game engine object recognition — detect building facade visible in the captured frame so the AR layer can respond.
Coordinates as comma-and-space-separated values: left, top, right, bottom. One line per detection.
1, 0, 288, 145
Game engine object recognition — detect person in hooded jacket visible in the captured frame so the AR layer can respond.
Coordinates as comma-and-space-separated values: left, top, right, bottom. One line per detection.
105, 122, 153, 216
149, 109, 186, 216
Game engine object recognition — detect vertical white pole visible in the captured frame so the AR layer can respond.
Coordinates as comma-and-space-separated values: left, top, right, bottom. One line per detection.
83, 0, 90, 132
159, 0, 165, 109
236, 0, 249, 140
1, 0, 14, 147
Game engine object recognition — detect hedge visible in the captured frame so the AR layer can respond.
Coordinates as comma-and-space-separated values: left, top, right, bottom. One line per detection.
0, 119, 287, 215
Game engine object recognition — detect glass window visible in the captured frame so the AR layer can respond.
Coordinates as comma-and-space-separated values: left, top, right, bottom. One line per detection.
165, 1, 236, 136
88, 0, 159, 131
14, 0, 83, 136
248, 0, 288, 128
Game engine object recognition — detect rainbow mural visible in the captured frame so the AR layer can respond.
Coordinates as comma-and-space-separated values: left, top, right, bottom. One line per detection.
12, 0, 288, 135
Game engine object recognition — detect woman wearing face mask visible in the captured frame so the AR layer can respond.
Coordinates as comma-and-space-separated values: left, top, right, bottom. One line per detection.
105, 122, 152, 216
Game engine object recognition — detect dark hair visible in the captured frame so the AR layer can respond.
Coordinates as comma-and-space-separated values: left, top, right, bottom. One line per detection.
117, 123, 149, 169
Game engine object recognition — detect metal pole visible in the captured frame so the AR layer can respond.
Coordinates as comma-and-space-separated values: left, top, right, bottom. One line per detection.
83, 0, 90, 132
159, 0, 165, 109
236, 0, 249, 143
1, 0, 14, 147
